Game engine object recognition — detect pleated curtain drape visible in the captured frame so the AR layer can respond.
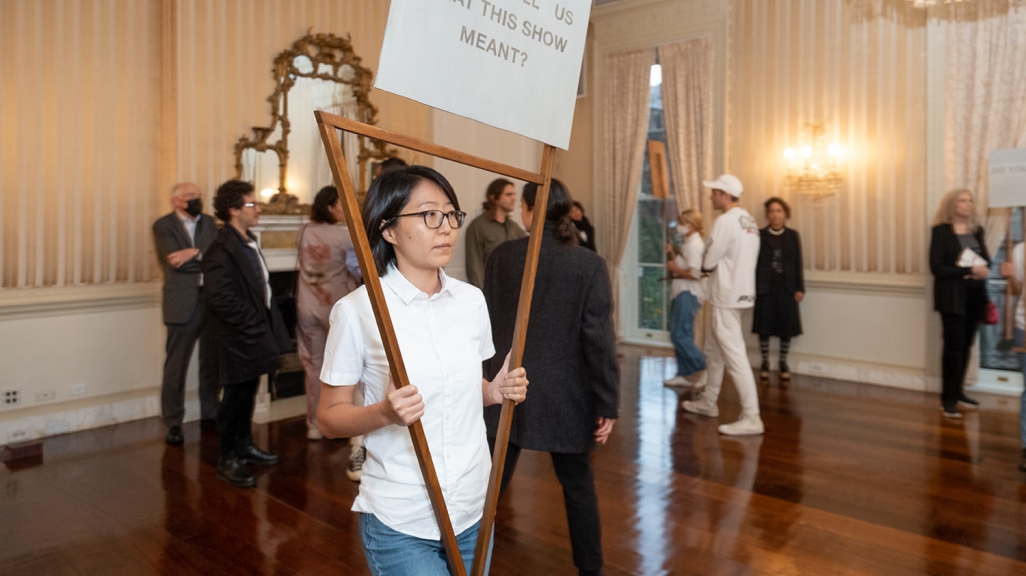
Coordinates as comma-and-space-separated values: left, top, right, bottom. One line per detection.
658, 37, 715, 216
602, 48, 655, 337
945, 2, 1026, 256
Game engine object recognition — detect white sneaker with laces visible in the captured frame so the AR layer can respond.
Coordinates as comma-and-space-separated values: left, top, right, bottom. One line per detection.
347, 445, 366, 482
663, 375, 691, 387
718, 415, 765, 436
681, 398, 719, 417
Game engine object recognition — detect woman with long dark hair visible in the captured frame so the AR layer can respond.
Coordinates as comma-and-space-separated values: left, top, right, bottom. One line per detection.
295, 187, 361, 450
930, 188, 989, 418
316, 165, 529, 575
483, 179, 619, 576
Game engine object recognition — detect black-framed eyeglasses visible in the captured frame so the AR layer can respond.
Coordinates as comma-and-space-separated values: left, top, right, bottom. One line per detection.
393, 210, 466, 229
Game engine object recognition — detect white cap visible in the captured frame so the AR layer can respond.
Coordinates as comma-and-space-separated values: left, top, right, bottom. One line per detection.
702, 174, 743, 197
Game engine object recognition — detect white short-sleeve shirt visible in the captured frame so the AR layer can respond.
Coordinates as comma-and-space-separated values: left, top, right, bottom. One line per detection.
320, 264, 496, 540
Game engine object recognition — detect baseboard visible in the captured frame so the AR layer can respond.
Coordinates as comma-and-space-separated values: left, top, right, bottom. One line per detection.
0, 387, 307, 444
749, 351, 938, 392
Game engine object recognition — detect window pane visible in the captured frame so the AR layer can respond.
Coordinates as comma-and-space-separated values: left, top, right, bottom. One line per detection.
981, 207, 1023, 370
637, 199, 665, 264
638, 265, 667, 330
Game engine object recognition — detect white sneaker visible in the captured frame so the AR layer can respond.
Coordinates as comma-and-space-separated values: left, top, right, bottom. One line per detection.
718, 415, 765, 436
347, 445, 366, 481
681, 398, 719, 417
307, 426, 323, 440
663, 375, 691, 387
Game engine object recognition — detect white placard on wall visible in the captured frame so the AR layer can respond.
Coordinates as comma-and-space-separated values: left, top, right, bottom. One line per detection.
988, 148, 1026, 208
375, 0, 592, 150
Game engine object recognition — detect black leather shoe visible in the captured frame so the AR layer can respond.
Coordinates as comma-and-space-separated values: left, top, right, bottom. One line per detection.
165, 426, 184, 445
216, 458, 255, 488
239, 444, 279, 466
1019, 449, 1026, 472
957, 395, 979, 409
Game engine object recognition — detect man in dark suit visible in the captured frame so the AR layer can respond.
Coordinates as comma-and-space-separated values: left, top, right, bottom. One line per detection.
153, 182, 219, 445
202, 180, 289, 488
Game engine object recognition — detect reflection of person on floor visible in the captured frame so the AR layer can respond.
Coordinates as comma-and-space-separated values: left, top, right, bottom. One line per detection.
681, 174, 764, 436
998, 247, 1026, 471
664, 209, 707, 387
317, 166, 529, 575
752, 197, 804, 384
483, 179, 619, 576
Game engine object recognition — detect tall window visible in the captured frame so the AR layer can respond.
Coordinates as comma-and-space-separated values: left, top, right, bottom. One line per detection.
981, 208, 1023, 371
633, 64, 678, 335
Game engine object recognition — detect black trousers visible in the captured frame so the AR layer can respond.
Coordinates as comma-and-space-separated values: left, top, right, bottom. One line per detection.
218, 378, 259, 460
162, 291, 220, 426
493, 441, 603, 572
940, 297, 985, 407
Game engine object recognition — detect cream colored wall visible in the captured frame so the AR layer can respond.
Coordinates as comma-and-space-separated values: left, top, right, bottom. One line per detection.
0, 0, 435, 442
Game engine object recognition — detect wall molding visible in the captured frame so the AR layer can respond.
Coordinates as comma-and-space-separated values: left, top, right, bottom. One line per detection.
803, 270, 928, 296
0, 282, 162, 320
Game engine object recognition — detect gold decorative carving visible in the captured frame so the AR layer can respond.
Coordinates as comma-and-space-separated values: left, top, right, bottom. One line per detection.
234, 31, 398, 215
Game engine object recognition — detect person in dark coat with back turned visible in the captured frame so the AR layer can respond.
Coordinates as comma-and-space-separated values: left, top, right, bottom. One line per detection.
202, 179, 290, 487
752, 197, 804, 384
483, 179, 619, 576
929, 188, 990, 419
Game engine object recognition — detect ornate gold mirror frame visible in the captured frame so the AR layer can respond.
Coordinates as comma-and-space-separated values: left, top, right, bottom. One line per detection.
234, 31, 396, 215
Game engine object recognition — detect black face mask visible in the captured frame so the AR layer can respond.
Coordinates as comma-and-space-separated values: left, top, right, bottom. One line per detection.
184, 198, 203, 217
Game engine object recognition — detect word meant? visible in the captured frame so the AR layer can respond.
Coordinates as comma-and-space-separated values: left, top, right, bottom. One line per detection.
453, 0, 574, 67
461, 26, 528, 66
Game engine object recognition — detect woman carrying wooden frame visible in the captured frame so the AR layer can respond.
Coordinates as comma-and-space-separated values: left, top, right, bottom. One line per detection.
314, 111, 555, 576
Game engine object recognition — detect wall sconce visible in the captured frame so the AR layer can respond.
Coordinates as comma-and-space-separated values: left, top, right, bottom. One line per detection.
783, 123, 844, 197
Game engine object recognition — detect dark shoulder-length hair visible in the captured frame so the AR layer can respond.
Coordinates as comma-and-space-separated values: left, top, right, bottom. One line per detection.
362, 165, 461, 276
522, 178, 578, 245
311, 186, 340, 224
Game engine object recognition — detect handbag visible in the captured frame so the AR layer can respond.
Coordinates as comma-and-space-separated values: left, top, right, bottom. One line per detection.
983, 300, 999, 325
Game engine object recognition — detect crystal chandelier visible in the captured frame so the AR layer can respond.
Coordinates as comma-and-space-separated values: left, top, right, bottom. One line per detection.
783, 123, 844, 197
906, 0, 972, 7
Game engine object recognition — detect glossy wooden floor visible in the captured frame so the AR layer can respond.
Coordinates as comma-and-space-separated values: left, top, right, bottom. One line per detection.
3, 347, 1026, 575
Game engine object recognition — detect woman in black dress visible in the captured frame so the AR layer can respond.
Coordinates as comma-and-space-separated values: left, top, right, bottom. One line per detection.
568, 200, 597, 251
752, 197, 804, 383
929, 189, 989, 418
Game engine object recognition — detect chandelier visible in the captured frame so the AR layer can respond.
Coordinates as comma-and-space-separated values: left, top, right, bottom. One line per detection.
783, 123, 843, 196
906, 0, 972, 7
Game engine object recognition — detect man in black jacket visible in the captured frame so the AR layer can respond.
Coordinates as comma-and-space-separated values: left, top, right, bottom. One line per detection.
152, 182, 219, 445
202, 180, 290, 488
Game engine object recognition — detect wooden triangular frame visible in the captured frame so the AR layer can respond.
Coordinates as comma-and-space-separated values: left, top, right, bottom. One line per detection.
316, 110, 555, 576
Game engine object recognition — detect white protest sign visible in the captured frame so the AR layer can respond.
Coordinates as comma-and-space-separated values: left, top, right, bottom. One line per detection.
988, 148, 1026, 207
375, 0, 591, 150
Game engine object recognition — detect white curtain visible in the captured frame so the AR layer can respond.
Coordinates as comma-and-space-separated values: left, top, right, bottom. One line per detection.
658, 37, 714, 215
945, 2, 1026, 256
603, 48, 655, 337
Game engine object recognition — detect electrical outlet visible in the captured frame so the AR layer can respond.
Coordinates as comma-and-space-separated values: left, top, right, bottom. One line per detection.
9, 429, 27, 442
2, 390, 20, 407
69, 383, 86, 397
35, 389, 56, 403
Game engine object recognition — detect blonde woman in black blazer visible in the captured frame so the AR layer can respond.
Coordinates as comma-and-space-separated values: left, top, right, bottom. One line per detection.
929, 189, 990, 419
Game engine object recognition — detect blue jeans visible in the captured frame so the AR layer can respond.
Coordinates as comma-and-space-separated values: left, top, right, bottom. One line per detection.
360, 513, 492, 576
1013, 329, 1026, 448
669, 291, 706, 376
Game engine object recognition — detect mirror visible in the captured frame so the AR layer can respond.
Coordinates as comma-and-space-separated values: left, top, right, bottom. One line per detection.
234, 31, 397, 214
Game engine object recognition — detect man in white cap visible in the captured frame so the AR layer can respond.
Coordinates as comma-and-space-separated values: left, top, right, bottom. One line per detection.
682, 174, 764, 435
